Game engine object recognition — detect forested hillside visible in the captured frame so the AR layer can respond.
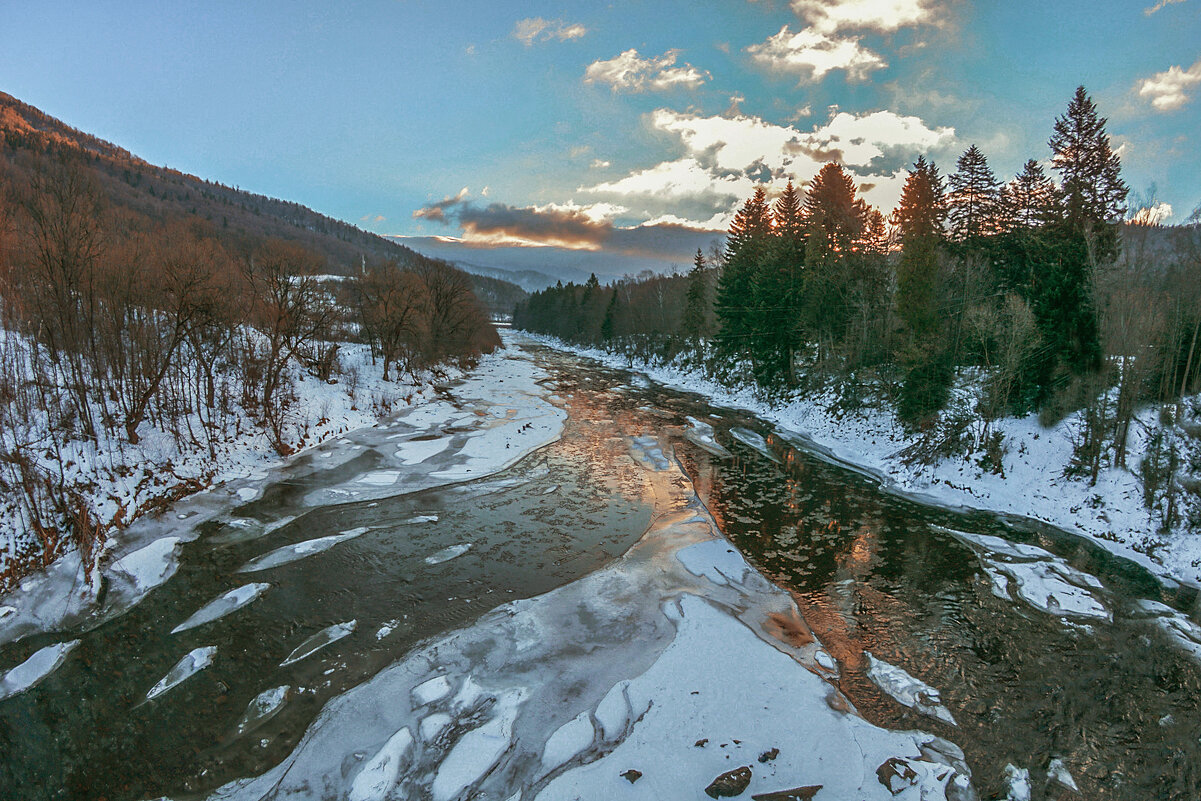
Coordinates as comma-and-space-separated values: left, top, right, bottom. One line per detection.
516, 87, 1201, 540
0, 93, 504, 588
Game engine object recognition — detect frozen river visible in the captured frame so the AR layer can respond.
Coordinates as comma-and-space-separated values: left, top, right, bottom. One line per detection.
1, 334, 1199, 800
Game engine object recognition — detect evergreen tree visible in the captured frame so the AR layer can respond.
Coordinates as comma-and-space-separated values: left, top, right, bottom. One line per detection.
681, 249, 709, 342
1001, 159, 1058, 230
749, 182, 808, 385
947, 145, 1001, 242
893, 156, 947, 338
1026, 86, 1128, 384
600, 287, 618, 341
715, 186, 772, 356
893, 156, 953, 423
802, 163, 868, 259
1049, 85, 1129, 260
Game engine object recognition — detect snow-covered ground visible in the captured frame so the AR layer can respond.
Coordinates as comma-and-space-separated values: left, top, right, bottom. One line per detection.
527, 335, 1201, 592
0, 334, 566, 649
204, 431, 974, 801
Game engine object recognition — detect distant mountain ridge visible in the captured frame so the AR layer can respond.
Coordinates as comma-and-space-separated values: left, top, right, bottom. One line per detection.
0, 91, 526, 313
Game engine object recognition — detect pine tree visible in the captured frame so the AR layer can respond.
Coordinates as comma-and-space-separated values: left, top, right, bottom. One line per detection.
1049, 85, 1129, 259
1001, 159, 1058, 230
947, 145, 1001, 242
748, 182, 808, 385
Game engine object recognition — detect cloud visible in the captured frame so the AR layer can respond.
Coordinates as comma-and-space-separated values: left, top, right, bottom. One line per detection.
747, 25, 886, 82
1138, 59, 1201, 110
1144, 0, 1187, 15
584, 49, 710, 92
512, 17, 587, 46
1131, 202, 1173, 225
791, 0, 935, 33
412, 186, 470, 224
581, 107, 954, 215
410, 194, 720, 261
590, 159, 611, 169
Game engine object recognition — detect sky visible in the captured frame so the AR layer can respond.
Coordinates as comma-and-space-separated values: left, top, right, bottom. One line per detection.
1, 0, 1199, 278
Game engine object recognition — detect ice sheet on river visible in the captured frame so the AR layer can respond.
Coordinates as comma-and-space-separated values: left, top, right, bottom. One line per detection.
280, 621, 357, 667
171, 583, 271, 634
865, 653, 957, 726
0, 639, 80, 701
684, 416, 733, 458
729, 426, 781, 463
942, 527, 1111, 622
206, 436, 973, 801
237, 529, 369, 573
146, 645, 217, 701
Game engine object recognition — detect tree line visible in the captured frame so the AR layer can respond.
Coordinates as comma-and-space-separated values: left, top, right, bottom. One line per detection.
514, 87, 1201, 530
0, 155, 497, 586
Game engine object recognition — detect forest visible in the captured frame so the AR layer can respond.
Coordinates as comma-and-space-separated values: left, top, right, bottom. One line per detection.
0, 106, 500, 588
515, 87, 1201, 533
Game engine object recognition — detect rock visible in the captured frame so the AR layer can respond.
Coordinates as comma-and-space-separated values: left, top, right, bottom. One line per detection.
877, 757, 919, 795
706, 766, 753, 798
758, 748, 780, 763
751, 787, 821, 801
695, 738, 709, 747
621, 769, 642, 784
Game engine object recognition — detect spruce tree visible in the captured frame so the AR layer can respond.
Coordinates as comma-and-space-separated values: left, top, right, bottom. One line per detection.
750, 182, 807, 385
947, 145, 1001, 242
1001, 159, 1058, 230
1049, 85, 1129, 259
715, 186, 772, 358
893, 156, 946, 338
682, 249, 709, 342
893, 156, 953, 423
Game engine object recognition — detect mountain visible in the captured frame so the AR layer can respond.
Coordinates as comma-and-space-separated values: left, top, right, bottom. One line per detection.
0, 91, 524, 313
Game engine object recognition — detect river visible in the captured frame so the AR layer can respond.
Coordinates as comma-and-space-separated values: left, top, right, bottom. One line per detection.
0, 335, 1198, 800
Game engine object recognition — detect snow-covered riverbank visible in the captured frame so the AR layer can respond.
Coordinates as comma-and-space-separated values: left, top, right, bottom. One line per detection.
0, 334, 565, 649
524, 335, 1201, 592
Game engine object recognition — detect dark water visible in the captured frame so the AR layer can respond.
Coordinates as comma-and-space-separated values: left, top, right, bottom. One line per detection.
1, 340, 1199, 800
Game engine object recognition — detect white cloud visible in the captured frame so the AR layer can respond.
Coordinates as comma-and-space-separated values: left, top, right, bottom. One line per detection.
590, 159, 611, 169
791, 0, 934, 33
512, 17, 588, 46
584, 49, 710, 92
747, 25, 886, 82
1144, 0, 1187, 15
1138, 59, 1201, 111
581, 107, 954, 215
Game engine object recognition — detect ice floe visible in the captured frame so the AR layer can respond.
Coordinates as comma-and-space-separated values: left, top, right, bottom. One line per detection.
171, 583, 271, 634
280, 621, 357, 667
424, 544, 471, 565
1129, 598, 1201, 661
0, 640, 80, 701
729, 426, 781, 463
146, 646, 217, 701
865, 653, 957, 726
1045, 757, 1079, 793
943, 527, 1111, 622
431, 688, 526, 801
237, 529, 369, 573
684, 416, 732, 458
235, 685, 290, 737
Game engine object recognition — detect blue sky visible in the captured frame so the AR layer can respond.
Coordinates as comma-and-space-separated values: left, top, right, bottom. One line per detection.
2, 0, 1198, 275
